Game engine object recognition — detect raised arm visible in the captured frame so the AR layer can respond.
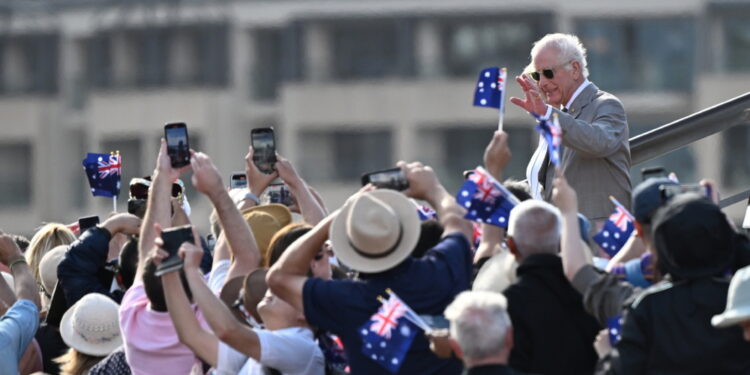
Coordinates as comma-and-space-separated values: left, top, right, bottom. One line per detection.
191, 151, 260, 278
138, 139, 191, 281
0, 232, 40, 310
475, 130, 513, 262
276, 155, 326, 225
399, 161, 473, 241
551, 171, 592, 280
151, 229, 219, 366
179, 240, 261, 360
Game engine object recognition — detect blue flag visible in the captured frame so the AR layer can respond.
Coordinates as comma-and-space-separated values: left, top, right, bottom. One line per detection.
360, 293, 420, 373
82, 152, 122, 198
473, 67, 506, 109
535, 114, 563, 167
607, 315, 623, 345
592, 203, 635, 258
456, 167, 519, 228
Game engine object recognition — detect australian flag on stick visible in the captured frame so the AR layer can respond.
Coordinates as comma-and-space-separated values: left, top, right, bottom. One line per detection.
473, 67, 506, 110
360, 291, 427, 373
535, 113, 563, 167
456, 166, 519, 228
82, 152, 122, 198
592, 196, 635, 258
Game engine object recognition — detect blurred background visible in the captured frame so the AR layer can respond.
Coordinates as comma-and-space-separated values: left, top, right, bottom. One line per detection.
0, 0, 748, 236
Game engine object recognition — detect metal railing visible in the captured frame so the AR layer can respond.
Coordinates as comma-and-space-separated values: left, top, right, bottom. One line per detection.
629, 91, 750, 208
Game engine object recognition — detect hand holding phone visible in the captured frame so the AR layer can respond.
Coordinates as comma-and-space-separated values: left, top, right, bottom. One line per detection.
251, 127, 277, 175
265, 183, 294, 206
361, 167, 410, 191
164, 123, 191, 168
155, 224, 195, 277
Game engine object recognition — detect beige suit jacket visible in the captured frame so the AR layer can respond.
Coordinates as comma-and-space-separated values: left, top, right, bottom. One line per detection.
539, 82, 632, 220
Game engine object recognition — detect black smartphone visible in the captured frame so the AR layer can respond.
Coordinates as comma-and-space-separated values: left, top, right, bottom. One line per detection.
266, 183, 293, 206
230, 172, 248, 189
164, 122, 191, 168
155, 224, 194, 277
44, 281, 68, 327
361, 167, 409, 191
78, 215, 100, 234
420, 314, 450, 330
641, 166, 667, 181
251, 127, 277, 174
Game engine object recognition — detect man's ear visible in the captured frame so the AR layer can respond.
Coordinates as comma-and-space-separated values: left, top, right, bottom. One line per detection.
634, 221, 644, 238
570, 60, 582, 80
449, 338, 464, 360
507, 237, 520, 259
504, 326, 514, 353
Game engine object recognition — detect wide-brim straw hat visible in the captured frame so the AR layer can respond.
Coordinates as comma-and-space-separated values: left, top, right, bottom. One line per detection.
60, 293, 122, 357
241, 204, 293, 262
712, 265, 750, 328
330, 190, 420, 274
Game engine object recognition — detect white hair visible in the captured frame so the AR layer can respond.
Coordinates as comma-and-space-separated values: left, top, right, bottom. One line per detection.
507, 200, 562, 255
444, 291, 512, 362
531, 33, 589, 78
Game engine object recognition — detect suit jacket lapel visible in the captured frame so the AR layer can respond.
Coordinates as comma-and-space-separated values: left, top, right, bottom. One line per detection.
569, 83, 598, 120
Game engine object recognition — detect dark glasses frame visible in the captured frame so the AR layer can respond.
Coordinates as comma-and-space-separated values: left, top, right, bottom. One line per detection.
128, 177, 184, 200
529, 61, 573, 82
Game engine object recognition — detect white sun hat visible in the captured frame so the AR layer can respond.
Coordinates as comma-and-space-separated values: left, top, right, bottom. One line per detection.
60, 293, 122, 356
712, 265, 750, 328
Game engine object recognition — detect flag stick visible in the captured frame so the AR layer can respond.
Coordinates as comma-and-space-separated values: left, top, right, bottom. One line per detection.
113, 196, 117, 212
497, 67, 507, 131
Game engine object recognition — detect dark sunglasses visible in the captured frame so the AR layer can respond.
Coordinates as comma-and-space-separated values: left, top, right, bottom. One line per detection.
529, 61, 572, 82
129, 177, 184, 200
313, 249, 334, 261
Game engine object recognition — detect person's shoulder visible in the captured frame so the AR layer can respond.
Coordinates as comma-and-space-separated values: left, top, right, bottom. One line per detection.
428, 233, 471, 254
629, 279, 678, 309
591, 85, 624, 107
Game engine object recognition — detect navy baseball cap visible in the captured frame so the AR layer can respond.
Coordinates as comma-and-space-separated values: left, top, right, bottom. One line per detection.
632, 177, 678, 224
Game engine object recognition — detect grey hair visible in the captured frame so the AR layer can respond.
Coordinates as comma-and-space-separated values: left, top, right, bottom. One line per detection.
507, 200, 562, 255
531, 33, 589, 78
445, 291, 512, 362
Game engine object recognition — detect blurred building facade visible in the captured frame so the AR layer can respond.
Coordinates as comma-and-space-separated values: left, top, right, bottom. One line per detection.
0, 0, 748, 235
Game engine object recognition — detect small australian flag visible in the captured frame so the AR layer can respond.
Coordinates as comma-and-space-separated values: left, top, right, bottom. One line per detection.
82, 152, 122, 198
473, 67, 506, 109
456, 167, 518, 228
360, 293, 419, 373
607, 315, 623, 345
593, 204, 635, 258
535, 113, 563, 167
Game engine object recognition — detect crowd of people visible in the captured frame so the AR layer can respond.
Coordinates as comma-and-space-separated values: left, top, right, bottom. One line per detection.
2, 32, 750, 375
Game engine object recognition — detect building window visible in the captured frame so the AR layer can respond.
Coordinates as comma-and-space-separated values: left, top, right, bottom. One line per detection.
0, 34, 58, 95
440, 14, 552, 77
193, 24, 229, 86
299, 129, 393, 183
722, 125, 750, 188
136, 28, 170, 87
0, 142, 32, 207
576, 17, 695, 92
252, 29, 283, 100
722, 15, 750, 72
86, 34, 112, 89
330, 19, 415, 80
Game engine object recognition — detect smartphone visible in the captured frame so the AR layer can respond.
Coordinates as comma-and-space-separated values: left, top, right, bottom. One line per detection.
641, 166, 667, 181
659, 184, 709, 200
361, 167, 410, 191
44, 281, 68, 327
230, 172, 248, 189
78, 215, 100, 234
251, 127, 277, 174
155, 224, 194, 277
164, 122, 191, 168
266, 183, 293, 206
419, 314, 450, 330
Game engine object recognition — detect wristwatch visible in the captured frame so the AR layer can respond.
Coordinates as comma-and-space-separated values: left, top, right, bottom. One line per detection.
244, 192, 260, 205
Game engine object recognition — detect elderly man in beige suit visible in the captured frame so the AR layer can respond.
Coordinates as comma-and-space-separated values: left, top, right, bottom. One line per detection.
511, 33, 631, 225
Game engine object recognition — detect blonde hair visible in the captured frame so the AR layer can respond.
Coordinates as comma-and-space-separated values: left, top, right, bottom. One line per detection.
54, 348, 102, 375
25, 223, 76, 288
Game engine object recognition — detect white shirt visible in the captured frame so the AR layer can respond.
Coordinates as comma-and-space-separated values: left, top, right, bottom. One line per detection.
215, 327, 325, 375
207, 259, 231, 294
526, 79, 592, 199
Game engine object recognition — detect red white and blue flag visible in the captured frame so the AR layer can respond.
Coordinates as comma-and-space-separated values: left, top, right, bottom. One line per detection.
535, 113, 563, 167
83, 152, 122, 198
456, 167, 519, 228
360, 293, 421, 373
473, 67, 506, 110
593, 199, 635, 258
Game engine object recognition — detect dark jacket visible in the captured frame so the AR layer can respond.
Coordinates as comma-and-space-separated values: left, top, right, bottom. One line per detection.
597, 277, 750, 374
503, 253, 600, 375
465, 364, 529, 375
57, 227, 123, 307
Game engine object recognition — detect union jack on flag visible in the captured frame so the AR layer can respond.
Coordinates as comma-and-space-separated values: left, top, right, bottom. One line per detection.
456, 167, 519, 228
412, 200, 437, 221
593, 199, 635, 258
82, 152, 122, 198
360, 293, 420, 373
535, 113, 563, 167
